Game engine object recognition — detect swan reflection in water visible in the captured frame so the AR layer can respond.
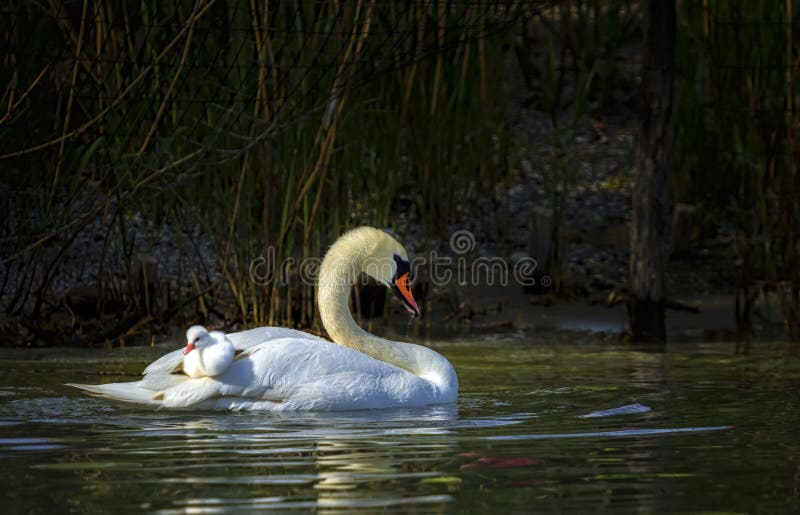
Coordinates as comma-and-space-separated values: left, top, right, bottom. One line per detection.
117, 405, 462, 511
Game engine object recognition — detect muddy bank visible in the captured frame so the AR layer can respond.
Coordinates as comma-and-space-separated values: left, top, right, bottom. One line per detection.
380, 283, 788, 346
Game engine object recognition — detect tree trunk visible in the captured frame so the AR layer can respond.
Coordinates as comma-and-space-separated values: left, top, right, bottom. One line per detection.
628, 0, 676, 344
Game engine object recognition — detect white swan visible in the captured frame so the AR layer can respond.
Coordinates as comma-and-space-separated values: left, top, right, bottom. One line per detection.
68, 227, 458, 410
181, 326, 235, 378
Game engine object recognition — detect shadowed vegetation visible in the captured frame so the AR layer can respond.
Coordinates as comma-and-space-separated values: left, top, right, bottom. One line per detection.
1, 0, 525, 342
1, 0, 798, 345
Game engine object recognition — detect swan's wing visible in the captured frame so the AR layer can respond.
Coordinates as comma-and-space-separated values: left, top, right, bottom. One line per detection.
138, 369, 189, 391
133, 328, 287, 397
142, 326, 319, 377
142, 348, 184, 377
224, 337, 421, 410
226, 326, 326, 350
152, 377, 241, 408
140, 326, 315, 391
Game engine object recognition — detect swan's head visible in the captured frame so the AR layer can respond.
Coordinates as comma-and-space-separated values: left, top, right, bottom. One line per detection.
183, 325, 209, 355
360, 229, 420, 318
320, 226, 421, 318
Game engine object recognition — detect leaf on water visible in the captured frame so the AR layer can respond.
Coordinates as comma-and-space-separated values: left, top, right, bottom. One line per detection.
420, 476, 462, 484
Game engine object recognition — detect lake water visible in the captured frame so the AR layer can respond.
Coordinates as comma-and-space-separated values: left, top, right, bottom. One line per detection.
1, 336, 799, 513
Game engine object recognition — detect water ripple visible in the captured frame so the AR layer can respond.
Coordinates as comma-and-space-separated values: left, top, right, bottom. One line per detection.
579, 403, 653, 418
485, 425, 733, 441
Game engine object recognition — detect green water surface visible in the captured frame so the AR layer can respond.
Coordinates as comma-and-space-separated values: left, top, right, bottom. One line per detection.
1, 336, 798, 513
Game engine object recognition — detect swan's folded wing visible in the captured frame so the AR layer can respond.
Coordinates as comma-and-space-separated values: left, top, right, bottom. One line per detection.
137, 370, 189, 391
142, 327, 287, 377
142, 348, 184, 377
226, 326, 326, 350
153, 377, 244, 408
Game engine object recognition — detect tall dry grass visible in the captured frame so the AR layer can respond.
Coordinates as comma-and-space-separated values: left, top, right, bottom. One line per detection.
0, 0, 524, 342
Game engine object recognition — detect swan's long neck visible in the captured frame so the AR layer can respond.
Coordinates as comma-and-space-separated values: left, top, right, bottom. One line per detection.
317, 229, 457, 396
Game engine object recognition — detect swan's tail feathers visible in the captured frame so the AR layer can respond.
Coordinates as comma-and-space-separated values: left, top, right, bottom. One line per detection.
67, 382, 160, 407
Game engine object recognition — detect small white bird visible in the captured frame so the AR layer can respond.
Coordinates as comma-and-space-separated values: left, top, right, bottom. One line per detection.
181, 325, 235, 378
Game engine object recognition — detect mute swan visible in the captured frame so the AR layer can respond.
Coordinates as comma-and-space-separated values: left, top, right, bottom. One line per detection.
68, 227, 458, 410
181, 326, 235, 378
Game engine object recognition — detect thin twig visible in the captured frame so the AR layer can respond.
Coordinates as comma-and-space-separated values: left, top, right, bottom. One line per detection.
0, 64, 51, 126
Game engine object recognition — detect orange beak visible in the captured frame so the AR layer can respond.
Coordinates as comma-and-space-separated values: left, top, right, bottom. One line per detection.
391, 272, 420, 318
183, 341, 195, 355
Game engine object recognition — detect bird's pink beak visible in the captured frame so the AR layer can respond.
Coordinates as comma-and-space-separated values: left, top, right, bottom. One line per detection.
183, 341, 195, 355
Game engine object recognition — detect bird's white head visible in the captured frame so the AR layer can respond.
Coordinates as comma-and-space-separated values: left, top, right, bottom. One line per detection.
319, 227, 421, 319
359, 229, 420, 318
183, 325, 209, 355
